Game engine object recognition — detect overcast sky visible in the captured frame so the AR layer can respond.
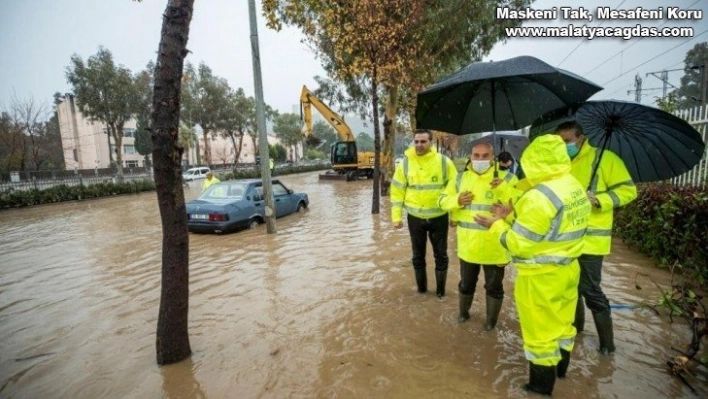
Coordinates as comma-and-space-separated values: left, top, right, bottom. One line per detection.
1, 0, 706, 119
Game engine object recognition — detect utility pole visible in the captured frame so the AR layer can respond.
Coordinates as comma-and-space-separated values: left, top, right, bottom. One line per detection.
634, 74, 642, 103
248, 0, 276, 234
646, 68, 682, 100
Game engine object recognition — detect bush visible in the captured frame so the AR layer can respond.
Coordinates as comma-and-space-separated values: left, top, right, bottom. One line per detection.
221, 163, 331, 181
304, 149, 326, 160
0, 179, 156, 210
614, 183, 708, 283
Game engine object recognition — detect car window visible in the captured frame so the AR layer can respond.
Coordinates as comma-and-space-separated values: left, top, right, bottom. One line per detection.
272, 183, 289, 196
202, 184, 244, 200
253, 187, 264, 201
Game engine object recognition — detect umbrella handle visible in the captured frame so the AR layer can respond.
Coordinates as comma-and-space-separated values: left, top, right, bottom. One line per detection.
588, 129, 611, 192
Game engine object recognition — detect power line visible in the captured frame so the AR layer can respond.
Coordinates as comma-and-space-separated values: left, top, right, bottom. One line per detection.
582, 0, 702, 76
602, 29, 708, 87
603, 82, 635, 98
557, 0, 627, 67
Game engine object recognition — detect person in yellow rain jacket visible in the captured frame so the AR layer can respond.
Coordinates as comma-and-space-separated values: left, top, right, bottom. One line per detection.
439, 142, 518, 330
202, 171, 220, 192
391, 129, 457, 298
475, 134, 591, 396
556, 121, 637, 355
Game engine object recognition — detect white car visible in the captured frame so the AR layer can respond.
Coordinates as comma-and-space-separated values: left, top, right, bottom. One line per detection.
182, 167, 211, 181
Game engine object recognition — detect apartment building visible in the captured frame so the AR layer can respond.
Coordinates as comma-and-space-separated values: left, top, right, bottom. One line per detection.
55, 94, 142, 170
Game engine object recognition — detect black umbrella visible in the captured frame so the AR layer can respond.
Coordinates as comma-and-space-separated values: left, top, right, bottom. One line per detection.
529, 100, 706, 183
415, 55, 603, 135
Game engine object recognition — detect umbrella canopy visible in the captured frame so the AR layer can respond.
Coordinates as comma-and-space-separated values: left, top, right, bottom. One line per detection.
467, 130, 529, 161
529, 100, 706, 183
415, 55, 603, 135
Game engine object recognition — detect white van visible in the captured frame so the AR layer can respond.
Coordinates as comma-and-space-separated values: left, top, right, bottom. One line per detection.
182, 167, 211, 181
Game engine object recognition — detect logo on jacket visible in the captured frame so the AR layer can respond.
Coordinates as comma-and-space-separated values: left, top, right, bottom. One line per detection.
432, 176, 438, 183
485, 191, 494, 200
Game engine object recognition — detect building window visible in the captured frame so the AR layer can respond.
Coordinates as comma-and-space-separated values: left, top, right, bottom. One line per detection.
125, 160, 139, 168
123, 128, 136, 138
73, 148, 78, 162
123, 145, 136, 154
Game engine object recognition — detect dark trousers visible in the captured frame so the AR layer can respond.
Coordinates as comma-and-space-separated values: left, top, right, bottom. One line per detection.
459, 259, 505, 299
578, 254, 610, 314
407, 213, 449, 272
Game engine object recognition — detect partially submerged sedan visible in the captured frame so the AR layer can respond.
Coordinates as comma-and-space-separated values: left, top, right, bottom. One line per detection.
186, 179, 309, 234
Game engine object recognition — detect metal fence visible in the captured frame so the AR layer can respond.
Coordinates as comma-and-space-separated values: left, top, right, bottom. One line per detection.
0, 163, 270, 193
671, 105, 708, 188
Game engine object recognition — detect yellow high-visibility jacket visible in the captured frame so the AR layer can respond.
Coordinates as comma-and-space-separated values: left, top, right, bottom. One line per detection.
570, 141, 637, 255
489, 135, 591, 276
439, 164, 518, 265
202, 176, 220, 191
391, 146, 457, 223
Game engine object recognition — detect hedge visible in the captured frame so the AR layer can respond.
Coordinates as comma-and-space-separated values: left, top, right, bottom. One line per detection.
0, 179, 157, 209
614, 183, 708, 283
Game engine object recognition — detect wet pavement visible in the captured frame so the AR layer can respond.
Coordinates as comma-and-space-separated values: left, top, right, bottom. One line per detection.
0, 171, 704, 398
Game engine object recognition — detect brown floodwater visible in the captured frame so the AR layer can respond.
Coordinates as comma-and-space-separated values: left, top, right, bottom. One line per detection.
0, 171, 705, 398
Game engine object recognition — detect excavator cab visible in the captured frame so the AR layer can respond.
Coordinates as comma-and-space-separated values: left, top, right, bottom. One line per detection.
331, 141, 358, 167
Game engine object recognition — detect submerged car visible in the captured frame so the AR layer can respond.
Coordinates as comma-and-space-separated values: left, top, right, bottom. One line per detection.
186, 179, 309, 234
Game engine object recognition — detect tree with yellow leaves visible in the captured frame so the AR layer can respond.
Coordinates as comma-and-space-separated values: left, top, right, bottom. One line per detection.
264, 0, 530, 213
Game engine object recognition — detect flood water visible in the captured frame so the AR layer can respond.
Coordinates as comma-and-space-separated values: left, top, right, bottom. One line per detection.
0, 171, 705, 398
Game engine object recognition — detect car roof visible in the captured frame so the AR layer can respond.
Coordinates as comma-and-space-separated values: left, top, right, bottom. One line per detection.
212, 179, 282, 186
239, 178, 281, 185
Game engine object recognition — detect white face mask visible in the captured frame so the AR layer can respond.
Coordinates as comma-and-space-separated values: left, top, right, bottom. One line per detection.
472, 160, 491, 174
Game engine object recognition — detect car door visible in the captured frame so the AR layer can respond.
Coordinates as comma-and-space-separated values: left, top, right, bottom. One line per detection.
250, 185, 266, 218
271, 182, 294, 217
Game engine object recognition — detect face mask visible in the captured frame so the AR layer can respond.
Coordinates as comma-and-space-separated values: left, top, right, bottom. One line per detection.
472, 160, 491, 174
566, 142, 580, 158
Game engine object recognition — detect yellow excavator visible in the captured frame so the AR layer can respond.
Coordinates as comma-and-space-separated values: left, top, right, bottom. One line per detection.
300, 85, 385, 181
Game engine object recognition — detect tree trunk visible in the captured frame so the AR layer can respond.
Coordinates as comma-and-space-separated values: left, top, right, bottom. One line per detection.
201, 130, 211, 166
151, 0, 194, 366
371, 67, 381, 215
112, 123, 125, 180
381, 84, 398, 197
228, 131, 243, 164
249, 133, 258, 159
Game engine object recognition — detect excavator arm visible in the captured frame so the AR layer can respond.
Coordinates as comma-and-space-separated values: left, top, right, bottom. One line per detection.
300, 85, 354, 142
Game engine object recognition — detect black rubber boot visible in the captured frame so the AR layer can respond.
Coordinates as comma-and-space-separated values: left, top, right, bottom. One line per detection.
435, 269, 447, 298
414, 268, 427, 293
557, 349, 571, 378
592, 309, 615, 355
523, 362, 556, 396
458, 292, 473, 323
573, 297, 585, 333
484, 296, 503, 331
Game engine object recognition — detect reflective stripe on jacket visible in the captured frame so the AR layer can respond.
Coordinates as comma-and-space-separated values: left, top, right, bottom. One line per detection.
390, 146, 457, 222
570, 142, 637, 255
439, 165, 518, 264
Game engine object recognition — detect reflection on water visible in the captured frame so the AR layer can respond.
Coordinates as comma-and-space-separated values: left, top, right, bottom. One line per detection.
161, 358, 205, 399
0, 171, 705, 398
